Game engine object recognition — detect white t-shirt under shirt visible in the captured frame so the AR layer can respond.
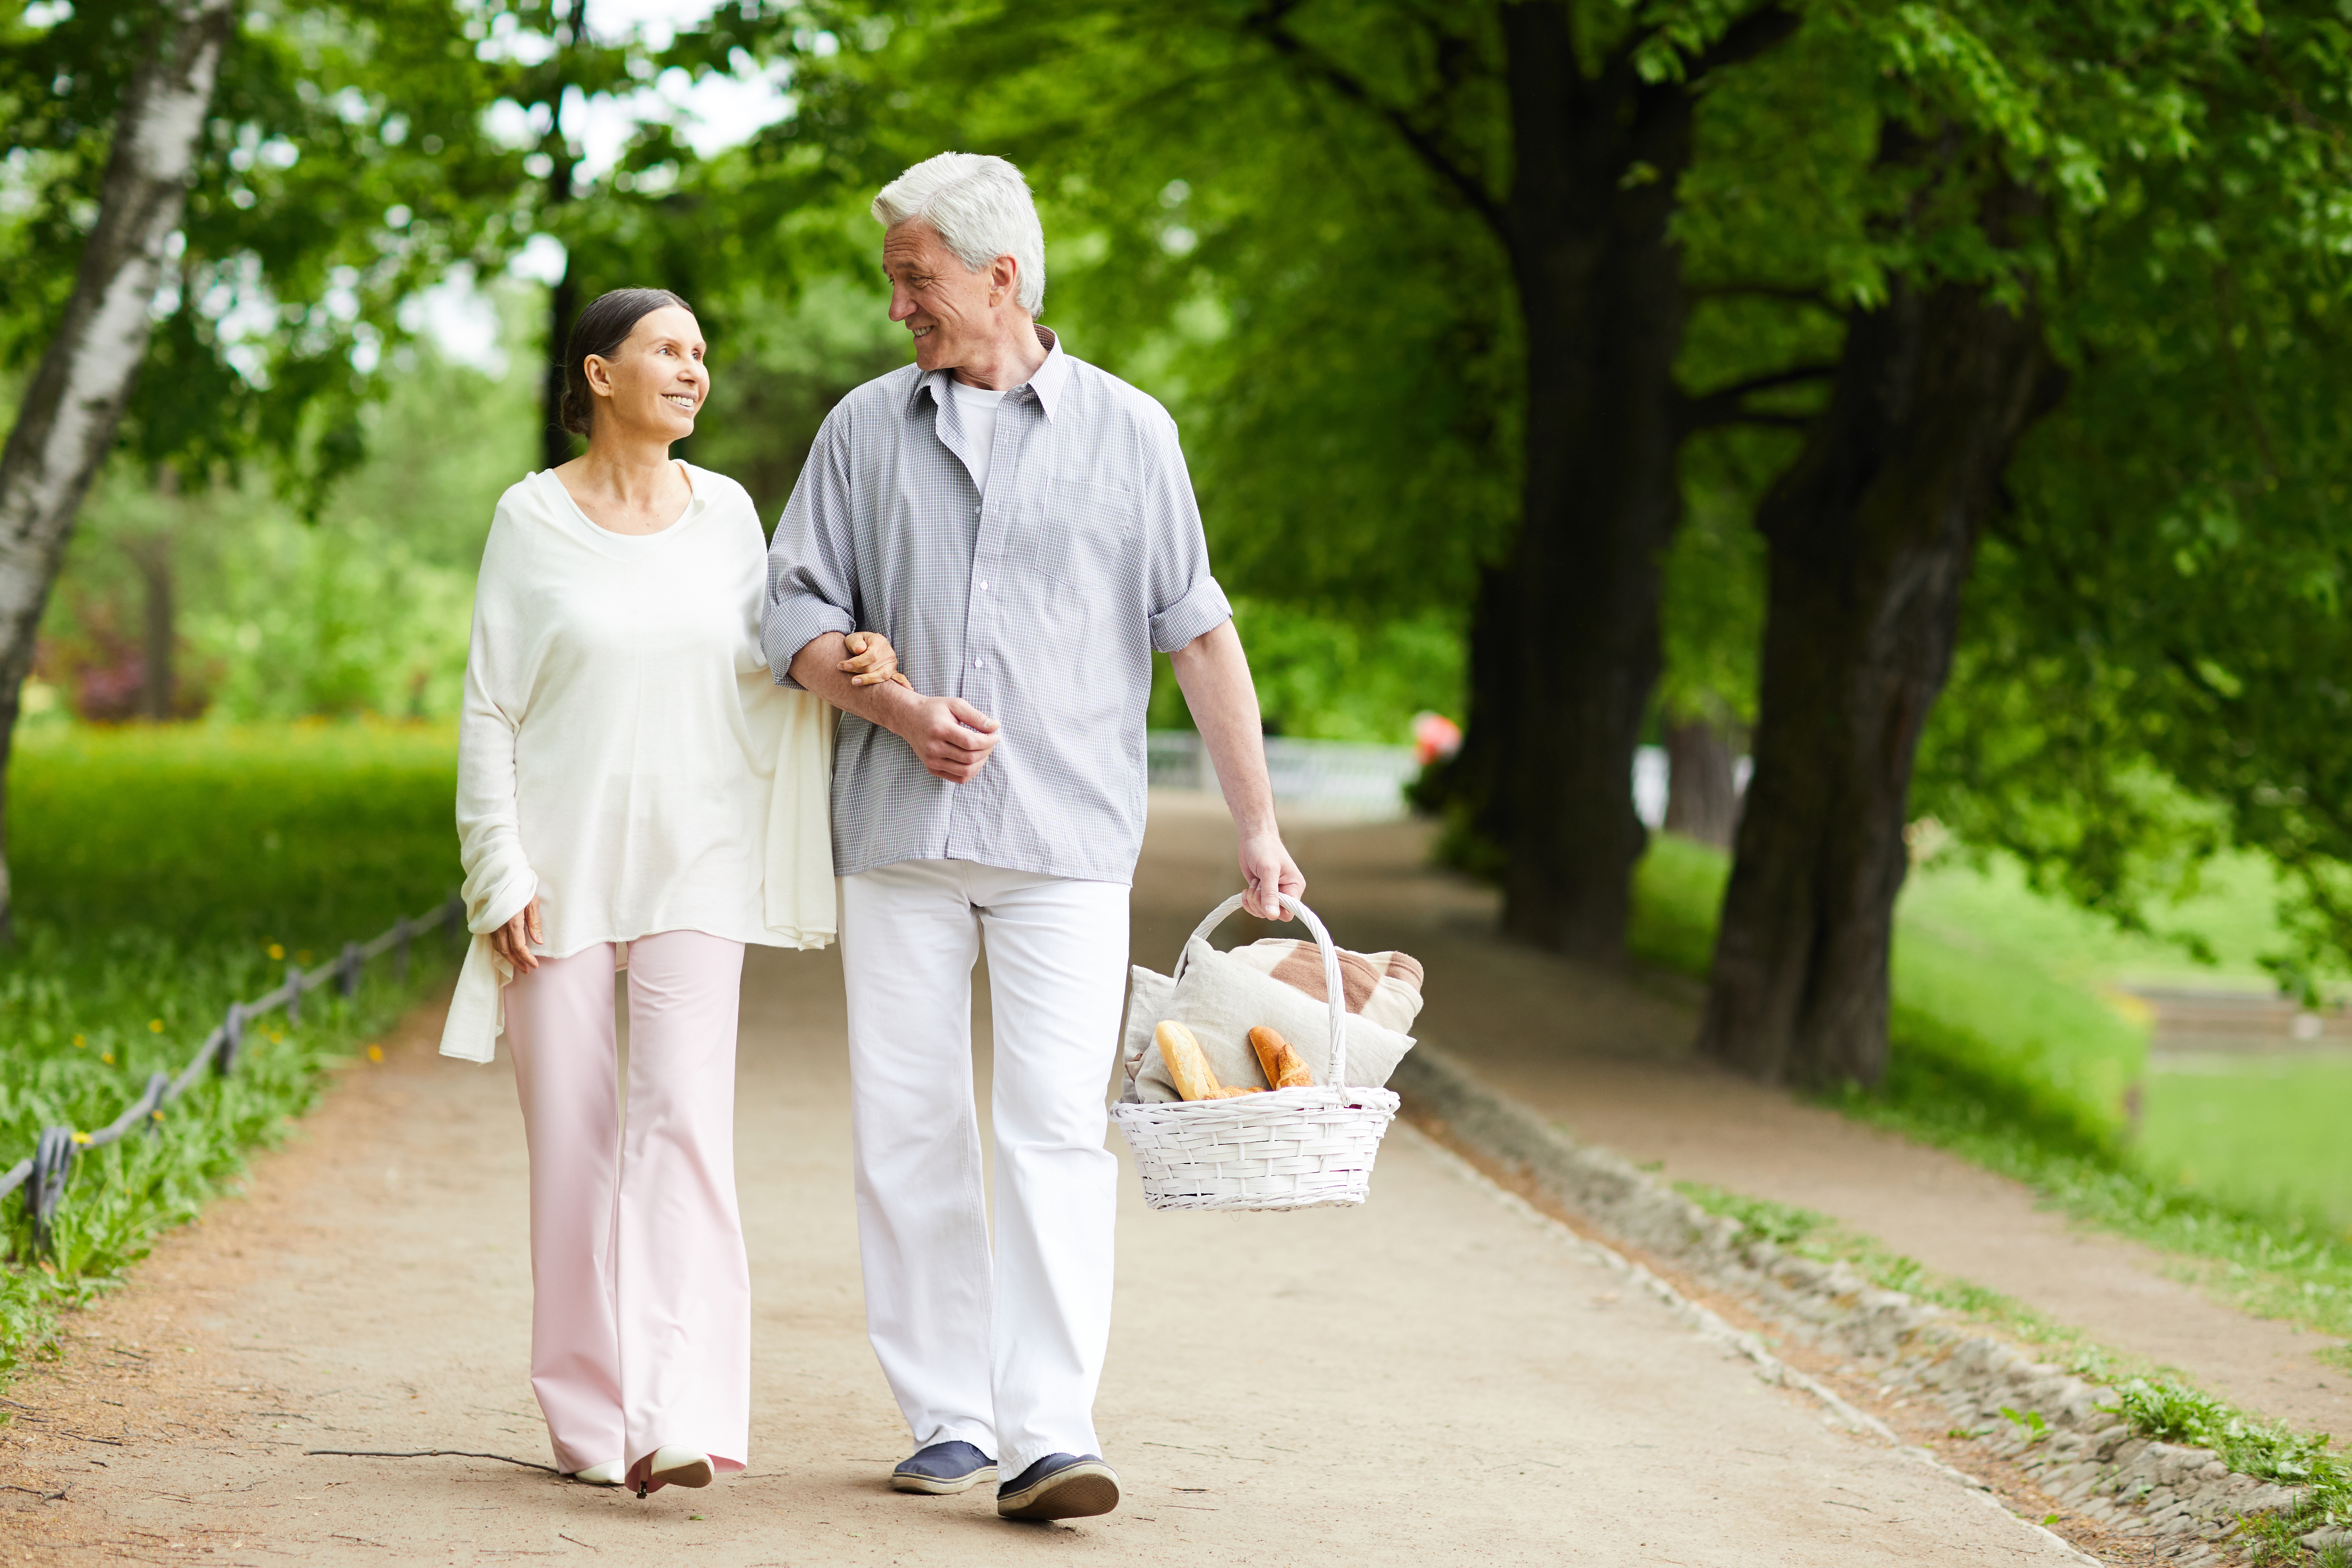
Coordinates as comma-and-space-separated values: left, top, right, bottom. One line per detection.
950, 378, 1007, 493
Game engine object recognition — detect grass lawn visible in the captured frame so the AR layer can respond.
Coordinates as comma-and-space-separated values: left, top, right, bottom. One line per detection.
2144, 1058, 2352, 1230
1629, 833, 2352, 1344
0, 720, 461, 1367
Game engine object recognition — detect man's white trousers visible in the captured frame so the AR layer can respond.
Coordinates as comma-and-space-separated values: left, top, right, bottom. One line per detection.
840, 858, 1129, 1476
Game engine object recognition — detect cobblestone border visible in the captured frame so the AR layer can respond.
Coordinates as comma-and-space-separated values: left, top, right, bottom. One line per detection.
1391, 1045, 2323, 1565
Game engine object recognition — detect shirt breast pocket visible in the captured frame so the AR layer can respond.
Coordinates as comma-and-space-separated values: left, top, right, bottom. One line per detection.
1041, 476, 1145, 581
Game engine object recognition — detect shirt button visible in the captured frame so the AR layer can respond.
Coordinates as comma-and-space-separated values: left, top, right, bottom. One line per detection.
978, 580, 988, 591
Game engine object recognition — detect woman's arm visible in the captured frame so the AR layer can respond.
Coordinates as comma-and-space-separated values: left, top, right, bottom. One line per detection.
454, 517, 546, 970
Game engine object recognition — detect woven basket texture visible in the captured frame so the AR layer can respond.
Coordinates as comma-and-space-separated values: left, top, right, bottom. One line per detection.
1111, 1085, 1400, 1211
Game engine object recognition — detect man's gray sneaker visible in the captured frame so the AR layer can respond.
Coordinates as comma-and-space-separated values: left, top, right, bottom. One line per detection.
891, 1440, 997, 1495
996, 1453, 1120, 1520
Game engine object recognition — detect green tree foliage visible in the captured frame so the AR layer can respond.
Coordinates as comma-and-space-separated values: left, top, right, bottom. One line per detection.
1916, 0, 2352, 996
1, 0, 524, 501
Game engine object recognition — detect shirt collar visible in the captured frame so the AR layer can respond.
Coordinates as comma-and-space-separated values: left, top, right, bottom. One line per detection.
908, 324, 1068, 421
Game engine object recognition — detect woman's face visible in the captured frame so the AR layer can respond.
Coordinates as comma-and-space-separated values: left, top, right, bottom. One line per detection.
584, 305, 707, 444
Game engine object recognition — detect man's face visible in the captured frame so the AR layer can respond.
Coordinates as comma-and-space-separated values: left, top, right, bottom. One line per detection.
883, 220, 1001, 373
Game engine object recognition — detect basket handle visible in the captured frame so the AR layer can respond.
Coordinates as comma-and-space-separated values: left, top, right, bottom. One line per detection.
1171, 892, 1349, 1087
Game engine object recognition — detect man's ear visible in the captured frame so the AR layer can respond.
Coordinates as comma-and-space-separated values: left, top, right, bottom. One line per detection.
992, 254, 1020, 307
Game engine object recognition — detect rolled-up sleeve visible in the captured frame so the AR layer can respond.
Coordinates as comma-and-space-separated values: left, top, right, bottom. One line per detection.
1141, 410, 1233, 653
763, 406, 860, 687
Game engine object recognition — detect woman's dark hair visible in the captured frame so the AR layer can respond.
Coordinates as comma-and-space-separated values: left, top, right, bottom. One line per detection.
559, 287, 694, 436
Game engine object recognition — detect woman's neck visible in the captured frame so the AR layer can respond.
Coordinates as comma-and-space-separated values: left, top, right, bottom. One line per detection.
555, 430, 691, 536
568, 434, 677, 503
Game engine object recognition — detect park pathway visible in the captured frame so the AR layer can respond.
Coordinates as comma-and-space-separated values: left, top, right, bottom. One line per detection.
1222, 798, 2352, 1443
0, 805, 2095, 1566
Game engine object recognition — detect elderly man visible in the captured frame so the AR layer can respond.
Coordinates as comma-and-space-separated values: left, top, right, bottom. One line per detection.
762, 152, 1301, 1522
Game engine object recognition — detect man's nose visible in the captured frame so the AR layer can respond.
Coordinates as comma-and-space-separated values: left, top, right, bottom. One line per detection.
889, 286, 916, 322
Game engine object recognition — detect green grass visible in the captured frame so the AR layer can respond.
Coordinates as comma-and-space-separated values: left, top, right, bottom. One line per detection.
1630, 834, 2352, 1352
0, 721, 461, 1370
1677, 1179, 2352, 1557
2143, 1058, 2352, 1231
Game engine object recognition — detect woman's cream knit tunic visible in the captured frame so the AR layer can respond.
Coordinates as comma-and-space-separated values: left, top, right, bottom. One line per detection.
438, 464, 834, 1063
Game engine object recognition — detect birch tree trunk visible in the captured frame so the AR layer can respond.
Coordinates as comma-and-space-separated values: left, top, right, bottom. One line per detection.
0, 0, 235, 938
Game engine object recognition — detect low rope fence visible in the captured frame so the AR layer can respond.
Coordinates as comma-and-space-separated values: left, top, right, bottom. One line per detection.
0, 894, 467, 1256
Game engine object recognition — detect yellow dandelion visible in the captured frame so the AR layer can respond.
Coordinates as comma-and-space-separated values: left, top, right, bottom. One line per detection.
70, 1131, 90, 1145
366, 1044, 384, 1064
101, 1053, 115, 1065
150, 1109, 164, 1122
269, 1030, 285, 1044
71, 1035, 84, 1049
267, 943, 285, 960
148, 1018, 164, 1033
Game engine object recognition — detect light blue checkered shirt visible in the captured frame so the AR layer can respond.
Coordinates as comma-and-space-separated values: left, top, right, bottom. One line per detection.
763, 328, 1233, 884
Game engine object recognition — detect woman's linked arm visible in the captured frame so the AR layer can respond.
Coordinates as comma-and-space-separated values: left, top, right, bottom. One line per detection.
788, 636, 1001, 785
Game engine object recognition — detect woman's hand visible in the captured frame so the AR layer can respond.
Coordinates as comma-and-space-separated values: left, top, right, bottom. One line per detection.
840, 631, 912, 689
491, 896, 544, 973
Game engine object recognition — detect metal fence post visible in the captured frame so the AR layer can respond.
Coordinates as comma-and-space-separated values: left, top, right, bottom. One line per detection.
140, 1072, 171, 1135
28, 1126, 75, 1258
338, 941, 362, 1000
216, 1003, 243, 1076
286, 962, 303, 1028
392, 917, 412, 986
444, 891, 465, 954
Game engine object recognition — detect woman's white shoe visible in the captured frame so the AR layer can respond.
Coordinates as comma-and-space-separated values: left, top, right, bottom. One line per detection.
569, 1461, 625, 1486
647, 1446, 714, 1490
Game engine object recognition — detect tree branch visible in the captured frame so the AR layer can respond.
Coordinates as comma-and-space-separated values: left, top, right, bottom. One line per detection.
1694, 4, 1803, 76
1245, 3, 1507, 240
1680, 363, 1837, 433
1688, 280, 1841, 313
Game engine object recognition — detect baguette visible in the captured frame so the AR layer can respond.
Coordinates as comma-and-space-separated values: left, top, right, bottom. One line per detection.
1155, 1020, 1222, 1101
1205, 1085, 1265, 1099
1248, 1024, 1315, 1090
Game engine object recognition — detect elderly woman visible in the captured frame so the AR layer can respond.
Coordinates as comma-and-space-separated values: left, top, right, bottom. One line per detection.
440, 288, 898, 1496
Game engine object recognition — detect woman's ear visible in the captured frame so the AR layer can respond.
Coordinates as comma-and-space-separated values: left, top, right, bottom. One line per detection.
583, 352, 616, 402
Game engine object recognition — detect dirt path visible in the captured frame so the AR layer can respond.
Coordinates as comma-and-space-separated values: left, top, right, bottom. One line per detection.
1211, 799, 2351, 1441
0, 809, 2090, 1566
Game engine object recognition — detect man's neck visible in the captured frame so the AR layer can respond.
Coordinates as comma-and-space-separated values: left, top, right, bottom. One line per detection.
950, 317, 1049, 391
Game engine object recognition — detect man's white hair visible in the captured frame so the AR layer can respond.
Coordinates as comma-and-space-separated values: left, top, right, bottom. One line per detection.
873, 152, 1046, 316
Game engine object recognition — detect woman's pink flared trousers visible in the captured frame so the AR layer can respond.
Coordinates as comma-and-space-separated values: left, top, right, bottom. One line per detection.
502, 930, 750, 1483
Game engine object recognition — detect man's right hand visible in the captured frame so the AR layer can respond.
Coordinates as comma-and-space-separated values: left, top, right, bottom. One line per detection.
890, 694, 1001, 783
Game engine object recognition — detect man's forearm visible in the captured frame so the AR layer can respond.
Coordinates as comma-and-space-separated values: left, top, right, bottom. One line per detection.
1170, 620, 1277, 838
789, 632, 923, 734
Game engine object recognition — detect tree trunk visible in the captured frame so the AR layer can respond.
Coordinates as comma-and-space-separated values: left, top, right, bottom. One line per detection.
0, 0, 234, 934
541, 264, 580, 473
1664, 718, 1740, 848
1698, 266, 2066, 1087
1441, 4, 1795, 962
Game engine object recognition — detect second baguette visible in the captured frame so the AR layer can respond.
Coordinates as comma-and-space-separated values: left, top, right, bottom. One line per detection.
1248, 1024, 1316, 1090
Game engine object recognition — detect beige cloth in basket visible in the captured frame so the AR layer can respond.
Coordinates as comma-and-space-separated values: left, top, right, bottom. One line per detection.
1120, 937, 1424, 1103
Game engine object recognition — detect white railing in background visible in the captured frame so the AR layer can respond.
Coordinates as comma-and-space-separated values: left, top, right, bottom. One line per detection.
1151, 734, 1749, 826
1148, 730, 1424, 818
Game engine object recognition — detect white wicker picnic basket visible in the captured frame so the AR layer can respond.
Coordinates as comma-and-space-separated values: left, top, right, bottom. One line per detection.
1109, 892, 1400, 1212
